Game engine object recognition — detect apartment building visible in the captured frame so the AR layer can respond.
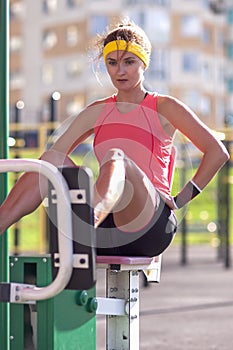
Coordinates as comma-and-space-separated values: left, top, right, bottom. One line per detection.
9, 0, 229, 129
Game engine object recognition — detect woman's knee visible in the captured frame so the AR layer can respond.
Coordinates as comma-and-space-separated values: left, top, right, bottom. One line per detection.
40, 150, 76, 167
100, 148, 125, 166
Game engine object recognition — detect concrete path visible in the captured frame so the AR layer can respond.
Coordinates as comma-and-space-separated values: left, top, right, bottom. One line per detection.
96, 245, 233, 350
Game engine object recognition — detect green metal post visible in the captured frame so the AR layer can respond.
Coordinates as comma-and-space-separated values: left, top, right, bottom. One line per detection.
0, 0, 9, 349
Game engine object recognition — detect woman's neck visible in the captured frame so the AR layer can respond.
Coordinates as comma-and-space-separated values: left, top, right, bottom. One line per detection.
115, 89, 148, 114
116, 88, 147, 104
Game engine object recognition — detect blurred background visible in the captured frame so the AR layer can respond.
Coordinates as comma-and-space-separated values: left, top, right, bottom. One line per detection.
7, 0, 233, 267
9, 0, 233, 127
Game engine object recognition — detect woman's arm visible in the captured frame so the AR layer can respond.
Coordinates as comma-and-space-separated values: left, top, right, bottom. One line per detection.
0, 101, 106, 234
157, 95, 229, 207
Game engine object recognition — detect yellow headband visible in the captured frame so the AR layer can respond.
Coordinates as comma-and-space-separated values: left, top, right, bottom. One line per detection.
103, 40, 150, 68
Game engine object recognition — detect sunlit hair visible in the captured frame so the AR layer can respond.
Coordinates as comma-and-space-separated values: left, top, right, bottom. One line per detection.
93, 18, 152, 81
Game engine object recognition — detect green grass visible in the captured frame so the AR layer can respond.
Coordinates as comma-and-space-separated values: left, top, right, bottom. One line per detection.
6, 149, 233, 254
172, 165, 233, 246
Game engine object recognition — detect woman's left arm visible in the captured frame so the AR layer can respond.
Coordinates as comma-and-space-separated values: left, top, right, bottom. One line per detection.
158, 95, 230, 208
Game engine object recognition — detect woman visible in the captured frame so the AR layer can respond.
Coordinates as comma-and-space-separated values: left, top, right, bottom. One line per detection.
0, 20, 229, 256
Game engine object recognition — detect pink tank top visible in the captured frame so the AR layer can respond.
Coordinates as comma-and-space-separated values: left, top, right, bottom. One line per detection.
93, 92, 173, 198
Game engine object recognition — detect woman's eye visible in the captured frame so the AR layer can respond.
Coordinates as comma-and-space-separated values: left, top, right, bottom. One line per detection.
108, 61, 117, 66
125, 60, 135, 65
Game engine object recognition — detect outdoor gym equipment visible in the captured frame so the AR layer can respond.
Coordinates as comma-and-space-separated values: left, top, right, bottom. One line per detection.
0, 159, 162, 350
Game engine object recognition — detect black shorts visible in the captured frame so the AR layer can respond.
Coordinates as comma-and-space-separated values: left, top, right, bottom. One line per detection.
96, 196, 177, 257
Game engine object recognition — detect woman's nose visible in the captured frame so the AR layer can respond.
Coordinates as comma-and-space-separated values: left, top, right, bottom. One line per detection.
117, 62, 125, 74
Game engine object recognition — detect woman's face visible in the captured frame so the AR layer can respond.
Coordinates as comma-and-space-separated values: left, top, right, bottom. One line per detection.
105, 50, 145, 91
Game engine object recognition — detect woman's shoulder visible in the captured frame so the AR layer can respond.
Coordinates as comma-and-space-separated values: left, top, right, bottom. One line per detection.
80, 95, 115, 125
157, 93, 176, 106
145, 91, 173, 112
157, 94, 189, 111
88, 95, 115, 108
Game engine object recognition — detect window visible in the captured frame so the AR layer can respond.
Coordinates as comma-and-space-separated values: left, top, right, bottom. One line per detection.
66, 60, 83, 78
125, 0, 170, 5
66, 26, 79, 47
217, 30, 224, 50
129, 11, 145, 28
227, 43, 233, 59
128, 8, 171, 44
149, 11, 170, 43
227, 8, 233, 24
137, 11, 146, 28
147, 49, 168, 80
10, 1, 24, 20
201, 96, 211, 116
202, 0, 209, 9
130, 10, 170, 43
218, 65, 224, 84
10, 35, 23, 53
182, 52, 198, 72
41, 64, 54, 85
66, 96, 84, 116
227, 77, 233, 93
67, 0, 83, 7
201, 62, 211, 80
183, 90, 200, 111
42, 0, 58, 14
42, 30, 57, 50
202, 28, 211, 45
10, 70, 24, 89
216, 100, 225, 124
181, 15, 201, 38
89, 15, 108, 37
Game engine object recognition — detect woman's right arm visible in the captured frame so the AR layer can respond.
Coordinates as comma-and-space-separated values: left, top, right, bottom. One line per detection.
0, 101, 105, 234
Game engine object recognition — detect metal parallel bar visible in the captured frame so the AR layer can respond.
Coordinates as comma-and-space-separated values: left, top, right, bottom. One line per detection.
0, 159, 73, 301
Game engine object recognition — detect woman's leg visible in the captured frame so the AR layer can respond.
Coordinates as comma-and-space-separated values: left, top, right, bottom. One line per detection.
94, 148, 125, 227
113, 155, 159, 232
94, 148, 159, 232
0, 150, 76, 234
97, 201, 177, 256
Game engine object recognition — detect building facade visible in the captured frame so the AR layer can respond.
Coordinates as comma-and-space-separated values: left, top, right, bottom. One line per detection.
9, 0, 230, 129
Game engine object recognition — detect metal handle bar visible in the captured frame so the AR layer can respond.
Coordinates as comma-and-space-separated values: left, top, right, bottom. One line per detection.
0, 159, 73, 301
